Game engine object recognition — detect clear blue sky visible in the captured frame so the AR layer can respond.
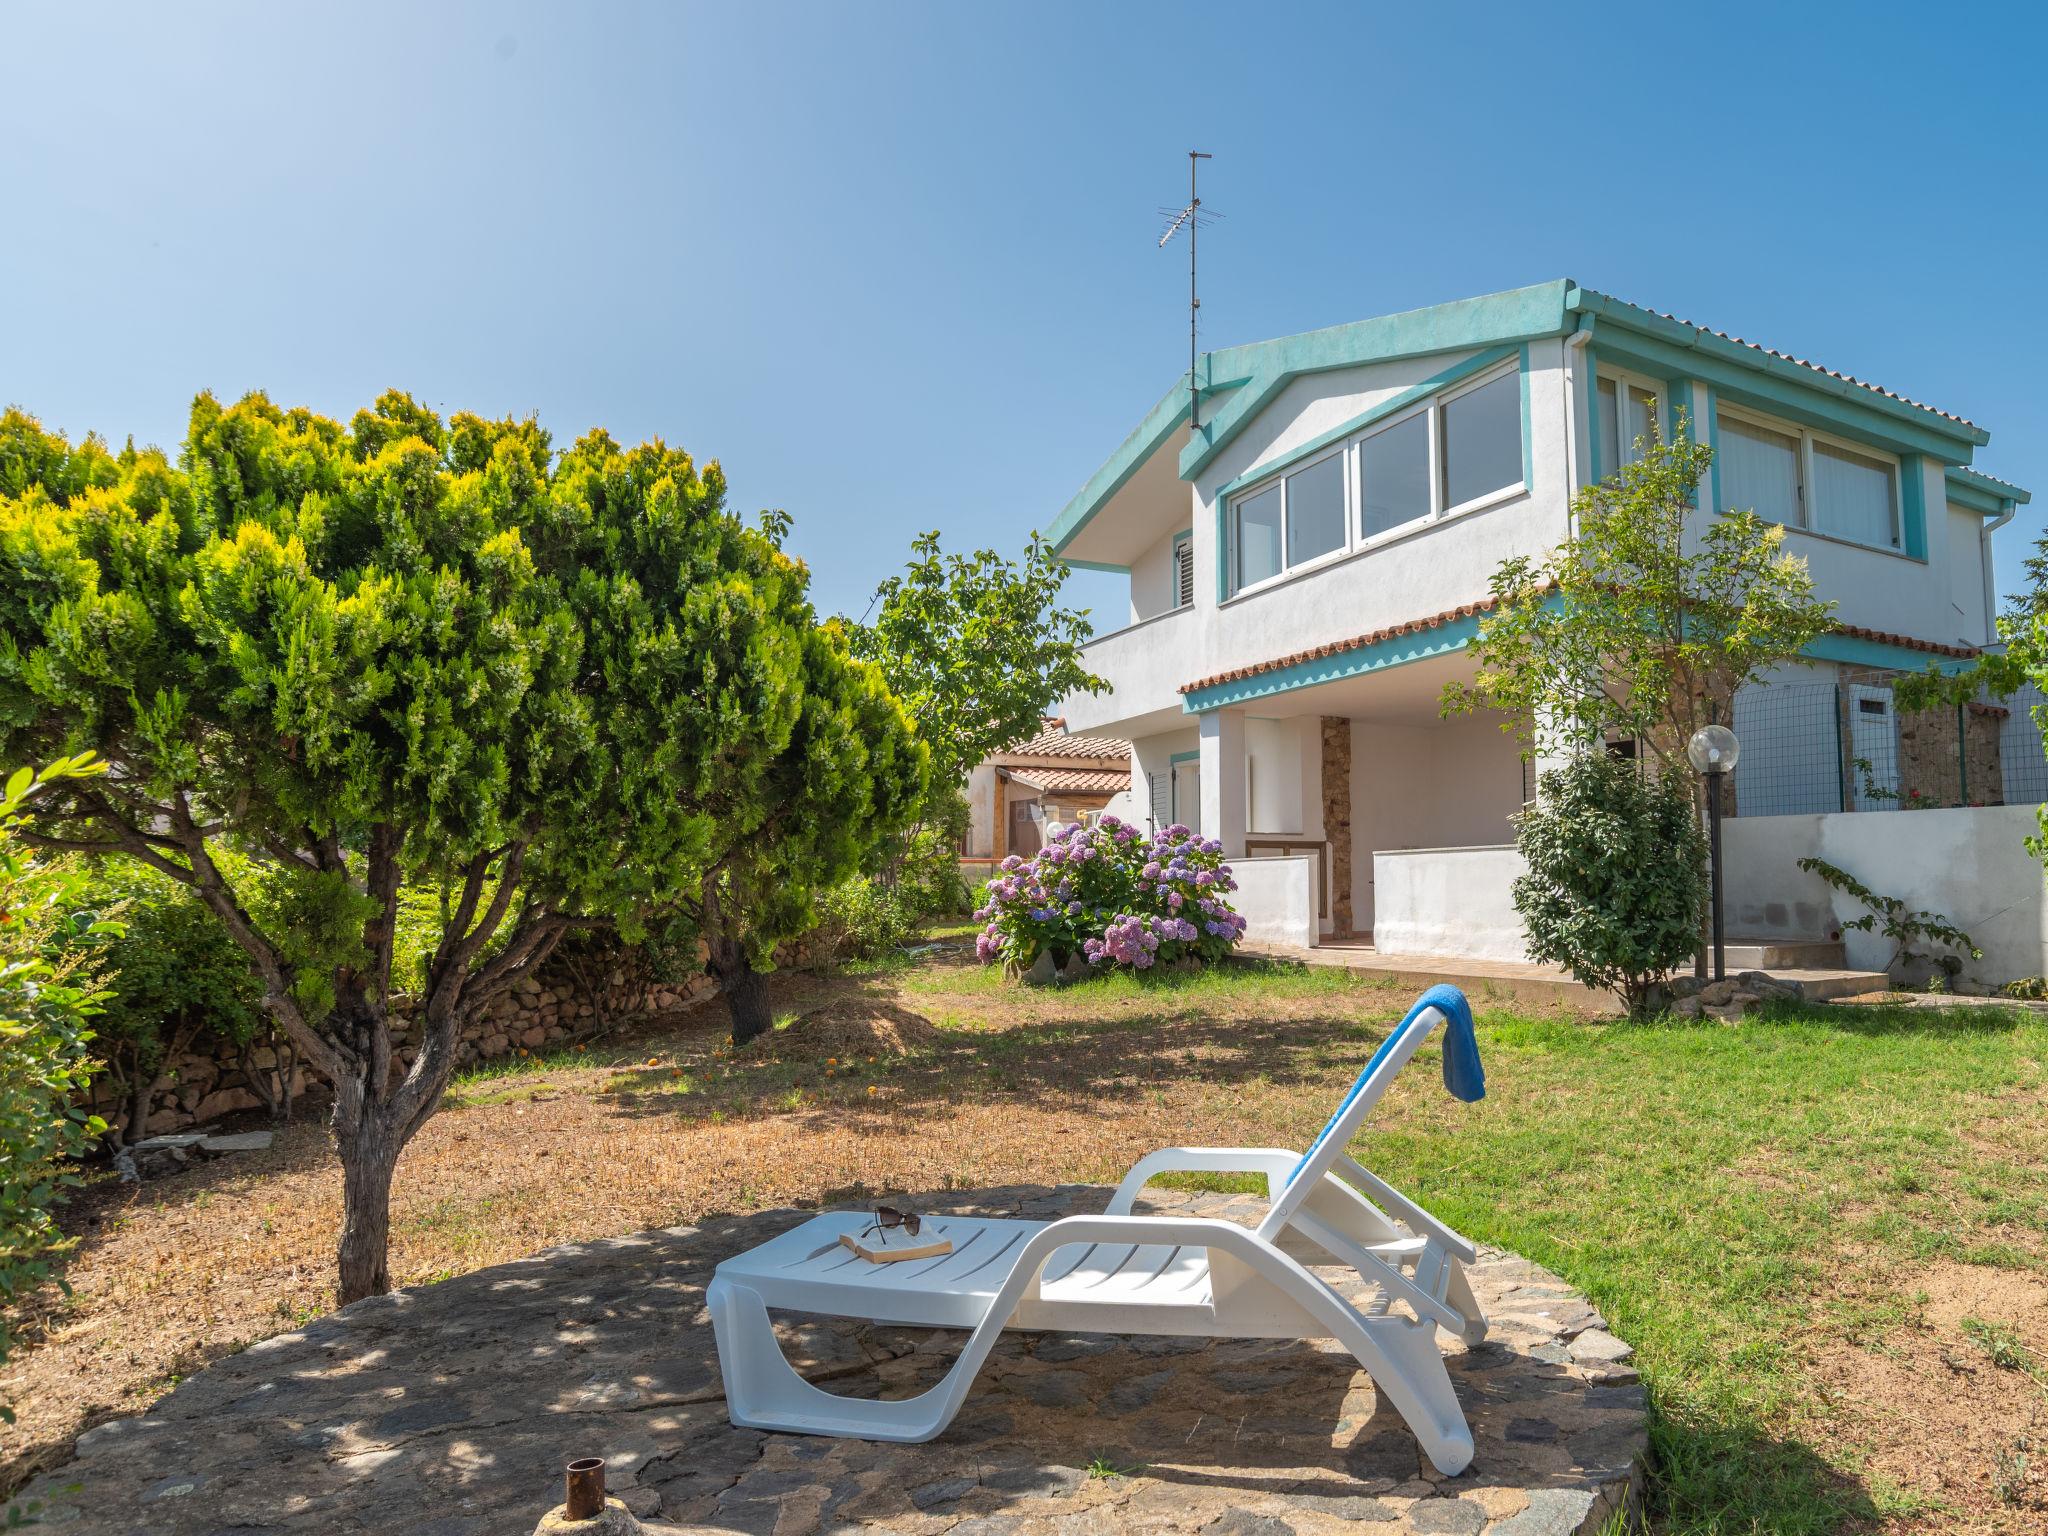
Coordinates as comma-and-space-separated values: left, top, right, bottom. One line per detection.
4, 2, 2044, 629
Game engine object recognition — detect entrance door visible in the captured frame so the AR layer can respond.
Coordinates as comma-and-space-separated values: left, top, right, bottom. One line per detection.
1171, 760, 1201, 833
1848, 685, 1898, 809
1008, 798, 1043, 857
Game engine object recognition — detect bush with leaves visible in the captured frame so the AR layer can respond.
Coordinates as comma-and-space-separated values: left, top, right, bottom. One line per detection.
1514, 752, 1707, 1015
1795, 856, 1981, 982
974, 817, 1246, 973
0, 756, 119, 1390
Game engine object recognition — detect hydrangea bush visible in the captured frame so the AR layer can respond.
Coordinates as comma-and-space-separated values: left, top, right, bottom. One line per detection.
974, 817, 1247, 974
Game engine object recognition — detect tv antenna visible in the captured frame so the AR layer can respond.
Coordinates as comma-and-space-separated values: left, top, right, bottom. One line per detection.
1158, 151, 1219, 429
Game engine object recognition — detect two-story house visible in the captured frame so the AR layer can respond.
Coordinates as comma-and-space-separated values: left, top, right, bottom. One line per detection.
1051, 280, 2032, 958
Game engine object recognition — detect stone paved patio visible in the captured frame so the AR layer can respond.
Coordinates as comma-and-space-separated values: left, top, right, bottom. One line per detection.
19, 1185, 1646, 1535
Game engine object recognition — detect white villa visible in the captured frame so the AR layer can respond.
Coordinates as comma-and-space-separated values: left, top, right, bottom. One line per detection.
1052, 280, 2041, 977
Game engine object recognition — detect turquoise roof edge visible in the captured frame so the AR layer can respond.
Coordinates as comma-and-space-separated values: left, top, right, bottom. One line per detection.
1946, 465, 2032, 515
1054, 278, 2003, 560
1049, 279, 1577, 557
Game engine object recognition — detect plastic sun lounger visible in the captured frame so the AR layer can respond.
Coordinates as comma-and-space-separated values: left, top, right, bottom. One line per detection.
707, 984, 1490, 1475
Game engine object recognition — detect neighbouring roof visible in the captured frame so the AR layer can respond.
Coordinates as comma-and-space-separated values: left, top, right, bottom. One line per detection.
996, 721, 1133, 762
1000, 766, 1131, 795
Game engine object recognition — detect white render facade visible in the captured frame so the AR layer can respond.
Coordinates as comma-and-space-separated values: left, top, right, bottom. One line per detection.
1052, 280, 2034, 960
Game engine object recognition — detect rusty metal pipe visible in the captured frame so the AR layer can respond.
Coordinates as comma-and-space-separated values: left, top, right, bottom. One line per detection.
564, 1457, 606, 1520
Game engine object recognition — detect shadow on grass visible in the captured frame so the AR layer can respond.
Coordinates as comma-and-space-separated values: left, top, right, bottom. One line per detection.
1647, 1413, 1889, 1536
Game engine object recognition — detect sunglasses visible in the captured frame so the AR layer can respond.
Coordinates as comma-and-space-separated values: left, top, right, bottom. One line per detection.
860, 1204, 922, 1243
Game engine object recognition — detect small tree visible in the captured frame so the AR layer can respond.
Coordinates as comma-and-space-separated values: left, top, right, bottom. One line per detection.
0, 394, 913, 1303
1442, 414, 1837, 771
849, 531, 1103, 789
1515, 753, 1706, 1015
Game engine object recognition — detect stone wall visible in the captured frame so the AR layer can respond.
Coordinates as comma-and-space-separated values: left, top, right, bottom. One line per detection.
1319, 716, 1353, 935
86, 951, 725, 1139
1900, 700, 2007, 807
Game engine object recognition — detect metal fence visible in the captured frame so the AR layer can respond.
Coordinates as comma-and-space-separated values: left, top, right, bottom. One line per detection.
1728, 679, 2048, 816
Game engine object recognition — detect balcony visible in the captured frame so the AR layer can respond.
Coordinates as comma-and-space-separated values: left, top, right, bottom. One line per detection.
1062, 605, 1193, 735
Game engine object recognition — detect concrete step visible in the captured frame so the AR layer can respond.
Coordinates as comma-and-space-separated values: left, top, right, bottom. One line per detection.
1723, 939, 1846, 970
1767, 968, 1891, 1002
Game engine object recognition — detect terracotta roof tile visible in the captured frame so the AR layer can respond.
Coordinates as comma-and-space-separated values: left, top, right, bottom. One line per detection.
1001, 766, 1132, 795
1593, 291, 1980, 429
1002, 723, 1133, 759
1179, 607, 1979, 696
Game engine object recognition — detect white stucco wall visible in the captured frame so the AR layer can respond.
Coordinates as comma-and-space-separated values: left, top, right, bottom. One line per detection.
1721, 805, 2048, 984
1373, 845, 1528, 961
1230, 854, 1319, 949
1945, 502, 1993, 646
963, 764, 998, 858
1351, 714, 1525, 929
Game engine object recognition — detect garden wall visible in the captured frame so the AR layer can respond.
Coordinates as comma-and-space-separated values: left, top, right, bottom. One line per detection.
1722, 805, 2048, 984
1373, 845, 1528, 962
1230, 854, 1320, 949
85, 953, 726, 1139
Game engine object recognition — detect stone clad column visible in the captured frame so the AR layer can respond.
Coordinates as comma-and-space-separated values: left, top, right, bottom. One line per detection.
1198, 707, 1247, 857
1320, 717, 1354, 935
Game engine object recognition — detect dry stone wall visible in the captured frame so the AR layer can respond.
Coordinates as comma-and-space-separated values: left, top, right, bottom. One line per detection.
86, 953, 726, 1139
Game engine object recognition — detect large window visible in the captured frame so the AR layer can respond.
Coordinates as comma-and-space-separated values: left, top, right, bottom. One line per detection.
1595, 372, 1662, 473
1716, 403, 1902, 551
1439, 369, 1522, 511
1223, 359, 1526, 598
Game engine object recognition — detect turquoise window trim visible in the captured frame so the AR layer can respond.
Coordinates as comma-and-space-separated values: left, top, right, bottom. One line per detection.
1212, 347, 1530, 605
1169, 749, 1201, 764
1899, 455, 1928, 561
1705, 388, 1722, 514
1518, 343, 1534, 490
1210, 345, 1520, 507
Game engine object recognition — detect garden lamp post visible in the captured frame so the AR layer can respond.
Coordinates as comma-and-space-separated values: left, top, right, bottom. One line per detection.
1687, 724, 1741, 980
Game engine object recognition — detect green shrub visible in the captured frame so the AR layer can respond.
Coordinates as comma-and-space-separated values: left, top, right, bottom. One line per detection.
0, 758, 118, 1391
1514, 752, 1706, 1016
814, 877, 919, 960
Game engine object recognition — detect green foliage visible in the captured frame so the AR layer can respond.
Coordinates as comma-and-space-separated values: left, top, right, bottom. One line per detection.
1443, 413, 1836, 767
1795, 856, 1981, 978
813, 877, 920, 961
1513, 753, 1706, 1015
848, 530, 1103, 789
1897, 607, 2048, 860
0, 755, 120, 1394
0, 393, 923, 1298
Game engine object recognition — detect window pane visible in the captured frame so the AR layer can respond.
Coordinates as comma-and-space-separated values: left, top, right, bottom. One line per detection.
1285, 453, 1345, 565
1811, 441, 1897, 547
1360, 411, 1431, 537
1440, 370, 1522, 509
1233, 484, 1282, 591
1624, 386, 1658, 463
1718, 415, 1802, 525
1596, 378, 1620, 477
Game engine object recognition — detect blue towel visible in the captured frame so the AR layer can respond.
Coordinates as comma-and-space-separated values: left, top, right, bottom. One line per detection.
1418, 983, 1487, 1104
1288, 985, 1486, 1185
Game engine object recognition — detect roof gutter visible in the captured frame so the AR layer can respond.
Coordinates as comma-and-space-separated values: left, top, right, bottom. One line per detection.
1982, 497, 2019, 647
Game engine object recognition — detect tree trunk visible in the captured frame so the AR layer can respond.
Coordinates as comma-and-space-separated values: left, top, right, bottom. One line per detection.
708, 935, 772, 1046
335, 1112, 400, 1305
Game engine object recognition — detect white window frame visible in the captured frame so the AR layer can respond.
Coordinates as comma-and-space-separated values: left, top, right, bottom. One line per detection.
1221, 358, 1526, 600
1226, 441, 1355, 599
1715, 401, 1904, 553
1595, 366, 1669, 473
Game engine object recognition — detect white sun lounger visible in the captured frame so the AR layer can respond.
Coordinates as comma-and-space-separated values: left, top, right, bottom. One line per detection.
708, 985, 1489, 1474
